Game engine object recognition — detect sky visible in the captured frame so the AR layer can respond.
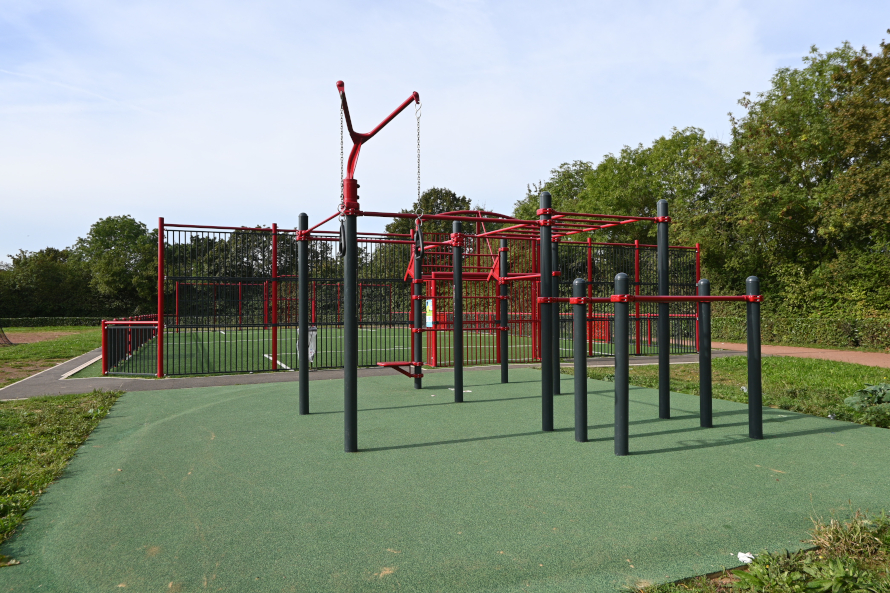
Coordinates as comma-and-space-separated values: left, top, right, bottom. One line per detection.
2, 0, 889, 263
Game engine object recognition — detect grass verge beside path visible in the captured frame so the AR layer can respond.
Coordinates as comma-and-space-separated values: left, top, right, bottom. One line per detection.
0, 327, 101, 388
0, 390, 122, 565
637, 510, 890, 592
566, 356, 890, 428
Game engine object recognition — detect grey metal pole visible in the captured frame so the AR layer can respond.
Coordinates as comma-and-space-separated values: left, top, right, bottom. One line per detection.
656, 199, 670, 419
500, 238, 509, 384
573, 278, 587, 443
698, 279, 712, 428
344, 214, 358, 452
539, 191, 553, 431
746, 276, 763, 439
453, 221, 463, 402
414, 226, 424, 390
552, 240, 561, 395
298, 213, 309, 415
614, 273, 630, 456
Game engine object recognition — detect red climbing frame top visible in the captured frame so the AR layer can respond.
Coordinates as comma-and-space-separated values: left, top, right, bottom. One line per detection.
337, 81, 420, 212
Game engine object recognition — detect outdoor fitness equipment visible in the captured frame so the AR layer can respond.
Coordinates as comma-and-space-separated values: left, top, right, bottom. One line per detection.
337, 81, 420, 452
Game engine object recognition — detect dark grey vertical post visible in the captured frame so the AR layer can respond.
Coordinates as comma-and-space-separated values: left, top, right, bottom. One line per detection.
697, 279, 712, 428
614, 273, 630, 456
746, 276, 763, 439
298, 213, 309, 415
539, 191, 553, 431
413, 227, 424, 390
499, 239, 509, 383
344, 214, 358, 452
656, 199, 670, 419
552, 240, 561, 395
573, 278, 587, 443
453, 221, 464, 402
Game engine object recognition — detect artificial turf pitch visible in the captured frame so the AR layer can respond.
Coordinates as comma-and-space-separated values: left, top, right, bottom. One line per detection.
3, 368, 888, 592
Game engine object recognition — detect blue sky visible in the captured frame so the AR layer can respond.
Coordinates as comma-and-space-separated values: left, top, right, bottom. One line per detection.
1, 1, 888, 262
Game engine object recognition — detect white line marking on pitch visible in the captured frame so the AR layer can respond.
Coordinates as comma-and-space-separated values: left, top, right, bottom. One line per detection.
263, 354, 293, 370
219, 330, 226, 335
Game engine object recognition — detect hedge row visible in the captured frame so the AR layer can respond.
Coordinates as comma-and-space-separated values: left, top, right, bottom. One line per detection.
0, 317, 104, 328
712, 317, 890, 350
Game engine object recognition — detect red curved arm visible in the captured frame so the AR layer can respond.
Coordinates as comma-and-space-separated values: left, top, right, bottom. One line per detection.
337, 80, 420, 181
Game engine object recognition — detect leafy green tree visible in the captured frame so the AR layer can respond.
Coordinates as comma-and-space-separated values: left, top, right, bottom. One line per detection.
0, 248, 104, 317
513, 160, 594, 221
385, 187, 473, 236
73, 216, 158, 314
829, 35, 890, 247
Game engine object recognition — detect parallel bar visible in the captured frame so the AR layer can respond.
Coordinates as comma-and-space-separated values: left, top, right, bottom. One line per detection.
272, 223, 278, 372
746, 276, 763, 439
698, 279, 712, 428
614, 273, 630, 456
453, 221, 463, 401
157, 217, 164, 378
656, 199, 670, 419
298, 213, 309, 415
344, 214, 358, 453
500, 238, 509, 383
573, 278, 587, 442
539, 192, 553, 431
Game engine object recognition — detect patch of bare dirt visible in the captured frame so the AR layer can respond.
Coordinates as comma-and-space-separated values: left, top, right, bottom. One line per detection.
3, 331, 74, 345
0, 361, 58, 388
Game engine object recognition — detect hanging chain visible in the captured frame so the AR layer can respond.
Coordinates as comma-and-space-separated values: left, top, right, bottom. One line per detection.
339, 105, 344, 212
415, 100, 422, 202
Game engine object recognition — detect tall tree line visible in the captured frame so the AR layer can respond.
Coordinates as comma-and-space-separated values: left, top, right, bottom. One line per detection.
515, 38, 890, 318
0, 216, 158, 318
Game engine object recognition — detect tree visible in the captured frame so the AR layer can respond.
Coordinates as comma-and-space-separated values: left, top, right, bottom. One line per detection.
829, 34, 890, 247
385, 187, 473, 236
513, 160, 594, 221
0, 248, 103, 317
73, 216, 158, 314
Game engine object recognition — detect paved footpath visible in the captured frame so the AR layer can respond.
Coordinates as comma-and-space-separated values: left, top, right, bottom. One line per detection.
13, 340, 890, 400
715, 342, 890, 369
0, 348, 749, 401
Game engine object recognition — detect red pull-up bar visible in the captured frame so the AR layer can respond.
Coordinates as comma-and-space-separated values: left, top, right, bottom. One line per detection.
337, 81, 420, 212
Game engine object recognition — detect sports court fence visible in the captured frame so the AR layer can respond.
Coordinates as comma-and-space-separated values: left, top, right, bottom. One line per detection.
101, 217, 701, 376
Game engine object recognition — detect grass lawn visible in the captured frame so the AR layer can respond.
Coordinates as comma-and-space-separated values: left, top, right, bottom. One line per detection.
570, 356, 890, 428
0, 327, 101, 389
0, 390, 122, 563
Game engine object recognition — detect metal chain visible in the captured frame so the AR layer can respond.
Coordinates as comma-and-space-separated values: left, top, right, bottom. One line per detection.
340, 106, 344, 208
415, 101, 422, 202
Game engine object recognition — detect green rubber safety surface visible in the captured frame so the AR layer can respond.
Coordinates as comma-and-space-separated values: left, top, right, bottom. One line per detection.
3, 369, 888, 592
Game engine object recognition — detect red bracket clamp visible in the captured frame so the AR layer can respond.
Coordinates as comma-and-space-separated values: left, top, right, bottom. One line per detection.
610, 294, 631, 303
654, 216, 671, 223
536, 208, 555, 216
538, 219, 554, 227
411, 328, 425, 333
449, 232, 468, 247
496, 294, 510, 300
412, 279, 424, 285
498, 247, 509, 252
745, 295, 763, 303
552, 271, 561, 277
295, 230, 311, 242
495, 326, 509, 332
537, 297, 560, 304
568, 297, 586, 305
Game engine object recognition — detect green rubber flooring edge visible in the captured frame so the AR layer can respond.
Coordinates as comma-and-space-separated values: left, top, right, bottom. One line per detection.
2, 368, 888, 592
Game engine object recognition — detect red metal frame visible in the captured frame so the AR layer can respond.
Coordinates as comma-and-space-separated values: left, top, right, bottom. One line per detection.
337, 81, 420, 210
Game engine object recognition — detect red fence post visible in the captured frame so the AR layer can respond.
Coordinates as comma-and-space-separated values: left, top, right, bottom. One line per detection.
157, 217, 164, 378
695, 243, 701, 352
101, 320, 107, 375
272, 223, 278, 370
634, 240, 641, 355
